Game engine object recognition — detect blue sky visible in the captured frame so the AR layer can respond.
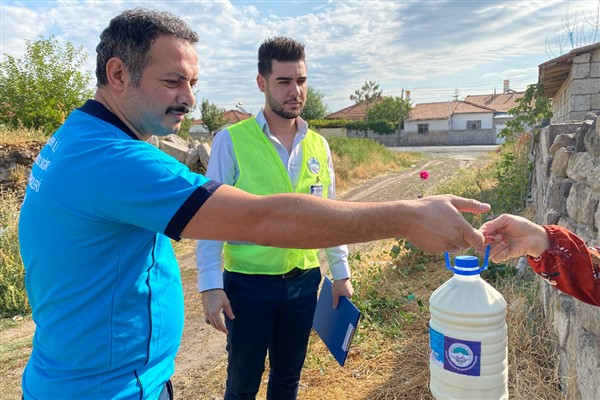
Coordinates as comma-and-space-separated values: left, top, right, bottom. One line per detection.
1, 0, 599, 117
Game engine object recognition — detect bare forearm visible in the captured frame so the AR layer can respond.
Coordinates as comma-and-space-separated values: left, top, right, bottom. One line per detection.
182, 185, 489, 254
251, 194, 407, 248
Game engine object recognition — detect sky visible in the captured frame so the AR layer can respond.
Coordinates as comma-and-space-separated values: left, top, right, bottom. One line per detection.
1, 0, 599, 117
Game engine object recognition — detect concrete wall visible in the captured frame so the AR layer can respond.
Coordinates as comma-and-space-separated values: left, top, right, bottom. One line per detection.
551, 48, 600, 122
528, 113, 600, 399
450, 112, 493, 130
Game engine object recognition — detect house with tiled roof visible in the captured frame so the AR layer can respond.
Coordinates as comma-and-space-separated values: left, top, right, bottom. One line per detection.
402, 82, 525, 145
324, 98, 382, 120
190, 109, 253, 141
403, 100, 497, 145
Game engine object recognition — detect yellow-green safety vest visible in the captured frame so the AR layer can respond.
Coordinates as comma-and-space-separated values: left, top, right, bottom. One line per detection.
223, 117, 331, 274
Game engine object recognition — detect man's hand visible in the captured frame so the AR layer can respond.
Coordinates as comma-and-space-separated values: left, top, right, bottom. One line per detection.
331, 278, 354, 308
201, 289, 235, 334
404, 195, 491, 253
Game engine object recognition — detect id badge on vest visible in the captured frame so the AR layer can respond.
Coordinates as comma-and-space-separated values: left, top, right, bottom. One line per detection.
310, 184, 324, 197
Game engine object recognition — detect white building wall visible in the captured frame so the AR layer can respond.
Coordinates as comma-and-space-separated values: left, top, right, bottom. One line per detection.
405, 118, 448, 132
450, 113, 493, 130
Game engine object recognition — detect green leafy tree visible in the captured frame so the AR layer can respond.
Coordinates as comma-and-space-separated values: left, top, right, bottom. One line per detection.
366, 95, 412, 129
0, 35, 93, 135
499, 84, 553, 139
200, 99, 227, 139
301, 86, 329, 120
349, 80, 382, 105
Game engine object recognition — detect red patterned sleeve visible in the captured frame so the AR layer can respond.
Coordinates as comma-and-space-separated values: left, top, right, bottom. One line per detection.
527, 225, 600, 306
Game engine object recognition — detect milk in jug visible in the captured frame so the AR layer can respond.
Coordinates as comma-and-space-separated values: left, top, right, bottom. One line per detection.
429, 248, 508, 399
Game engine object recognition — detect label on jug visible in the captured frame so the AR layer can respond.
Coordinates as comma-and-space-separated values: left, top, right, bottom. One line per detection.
429, 326, 481, 376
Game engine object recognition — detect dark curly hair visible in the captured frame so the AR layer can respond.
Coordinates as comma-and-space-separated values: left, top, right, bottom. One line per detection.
95, 8, 199, 88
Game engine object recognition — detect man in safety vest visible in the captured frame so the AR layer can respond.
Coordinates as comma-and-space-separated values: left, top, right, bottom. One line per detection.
196, 37, 353, 400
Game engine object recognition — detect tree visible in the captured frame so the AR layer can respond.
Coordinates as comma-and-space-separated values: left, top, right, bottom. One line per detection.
499, 83, 552, 139
200, 99, 227, 138
349, 80, 382, 105
301, 86, 329, 120
0, 35, 93, 135
366, 95, 412, 125
546, 1, 600, 58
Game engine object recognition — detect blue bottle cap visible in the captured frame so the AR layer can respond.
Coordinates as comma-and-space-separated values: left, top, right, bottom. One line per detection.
444, 244, 491, 275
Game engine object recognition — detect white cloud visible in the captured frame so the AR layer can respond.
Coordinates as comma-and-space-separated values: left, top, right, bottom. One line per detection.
1, 0, 599, 113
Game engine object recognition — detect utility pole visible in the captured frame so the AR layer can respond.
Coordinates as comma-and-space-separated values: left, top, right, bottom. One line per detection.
397, 89, 404, 146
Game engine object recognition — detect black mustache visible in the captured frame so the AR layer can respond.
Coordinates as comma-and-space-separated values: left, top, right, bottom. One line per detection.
167, 106, 190, 114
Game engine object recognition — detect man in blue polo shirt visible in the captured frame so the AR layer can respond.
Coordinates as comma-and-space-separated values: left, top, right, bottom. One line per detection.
19, 7, 491, 400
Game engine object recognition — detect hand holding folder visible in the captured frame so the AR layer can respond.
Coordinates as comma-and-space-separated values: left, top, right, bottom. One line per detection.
312, 277, 361, 366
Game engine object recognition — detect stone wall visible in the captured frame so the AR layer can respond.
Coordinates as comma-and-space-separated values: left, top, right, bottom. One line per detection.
528, 113, 600, 399
551, 48, 600, 123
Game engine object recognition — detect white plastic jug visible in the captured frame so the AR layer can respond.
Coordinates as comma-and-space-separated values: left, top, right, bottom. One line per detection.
429, 247, 508, 399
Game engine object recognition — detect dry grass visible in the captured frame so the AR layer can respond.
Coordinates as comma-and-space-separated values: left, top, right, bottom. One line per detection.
0, 127, 46, 144
296, 241, 562, 400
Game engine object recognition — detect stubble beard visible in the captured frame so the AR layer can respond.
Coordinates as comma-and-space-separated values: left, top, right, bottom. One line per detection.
268, 96, 303, 120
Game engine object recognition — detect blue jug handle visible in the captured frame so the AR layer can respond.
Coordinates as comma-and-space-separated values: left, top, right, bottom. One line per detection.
445, 244, 491, 272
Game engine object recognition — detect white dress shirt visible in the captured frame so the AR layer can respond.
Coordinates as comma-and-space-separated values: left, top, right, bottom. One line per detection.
196, 109, 350, 292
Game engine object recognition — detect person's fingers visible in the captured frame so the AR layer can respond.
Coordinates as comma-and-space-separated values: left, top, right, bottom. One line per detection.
223, 303, 235, 320
463, 226, 487, 249
450, 196, 491, 214
332, 293, 339, 309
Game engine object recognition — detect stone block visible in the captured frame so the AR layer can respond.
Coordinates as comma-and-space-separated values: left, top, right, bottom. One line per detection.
551, 148, 571, 177
592, 94, 600, 110
570, 79, 600, 95
548, 176, 572, 213
567, 152, 594, 181
566, 182, 598, 224
592, 62, 600, 78
158, 138, 188, 163
195, 142, 211, 170
570, 95, 592, 112
572, 62, 591, 79
574, 53, 591, 64
549, 133, 575, 156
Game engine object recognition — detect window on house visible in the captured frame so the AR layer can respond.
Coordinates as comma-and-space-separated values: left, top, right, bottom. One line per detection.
418, 124, 429, 134
467, 120, 481, 130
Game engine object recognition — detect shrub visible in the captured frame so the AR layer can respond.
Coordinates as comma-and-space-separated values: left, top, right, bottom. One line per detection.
0, 191, 30, 317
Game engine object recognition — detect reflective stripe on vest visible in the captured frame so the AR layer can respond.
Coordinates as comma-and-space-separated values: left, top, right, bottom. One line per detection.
224, 118, 331, 274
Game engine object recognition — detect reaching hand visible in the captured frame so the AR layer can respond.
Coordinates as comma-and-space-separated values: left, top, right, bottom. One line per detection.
478, 214, 550, 262
404, 195, 491, 253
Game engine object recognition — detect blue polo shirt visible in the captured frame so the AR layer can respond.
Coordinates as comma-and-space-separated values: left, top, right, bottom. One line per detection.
18, 100, 221, 399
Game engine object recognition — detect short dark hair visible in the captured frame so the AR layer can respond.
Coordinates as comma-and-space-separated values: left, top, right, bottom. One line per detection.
257, 37, 305, 77
95, 8, 199, 88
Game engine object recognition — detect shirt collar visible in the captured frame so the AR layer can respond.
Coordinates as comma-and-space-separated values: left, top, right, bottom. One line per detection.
78, 99, 139, 141
255, 108, 308, 139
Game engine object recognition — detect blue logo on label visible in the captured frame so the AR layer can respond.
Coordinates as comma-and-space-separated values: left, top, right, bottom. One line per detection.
444, 336, 481, 376
307, 157, 320, 174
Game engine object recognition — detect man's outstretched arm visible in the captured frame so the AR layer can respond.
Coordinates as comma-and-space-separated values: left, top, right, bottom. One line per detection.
182, 184, 490, 254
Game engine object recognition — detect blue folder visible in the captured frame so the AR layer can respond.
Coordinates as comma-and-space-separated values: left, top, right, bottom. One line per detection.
312, 276, 361, 366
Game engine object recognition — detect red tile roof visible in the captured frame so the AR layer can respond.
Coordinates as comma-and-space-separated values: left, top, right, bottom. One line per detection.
324, 98, 383, 120
222, 109, 252, 124
192, 109, 252, 126
406, 101, 493, 122
464, 91, 525, 113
